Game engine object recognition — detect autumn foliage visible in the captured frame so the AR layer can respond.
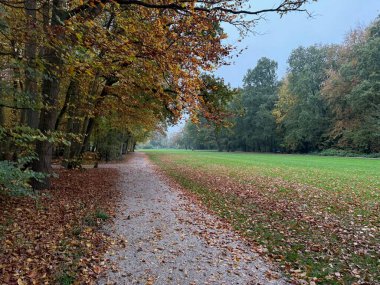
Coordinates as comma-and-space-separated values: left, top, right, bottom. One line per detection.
0, 0, 311, 189
0, 167, 120, 284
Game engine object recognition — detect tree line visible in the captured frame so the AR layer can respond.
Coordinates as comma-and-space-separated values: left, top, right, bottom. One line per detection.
0, 0, 311, 191
176, 16, 380, 155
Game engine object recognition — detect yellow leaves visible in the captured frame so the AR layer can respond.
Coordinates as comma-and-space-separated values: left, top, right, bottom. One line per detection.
17, 279, 26, 285
146, 276, 155, 285
85, 69, 93, 76
220, 33, 228, 40
272, 76, 297, 124
93, 265, 102, 274
75, 32, 83, 41
67, 65, 76, 76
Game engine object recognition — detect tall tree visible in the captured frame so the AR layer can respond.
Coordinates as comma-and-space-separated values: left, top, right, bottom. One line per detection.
235, 57, 279, 152
322, 17, 380, 153
23, 0, 39, 128
274, 45, 333, 152
32, 0, 67, 189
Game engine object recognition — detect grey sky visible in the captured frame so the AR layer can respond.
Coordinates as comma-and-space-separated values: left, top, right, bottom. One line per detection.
168, 0, 380, 133
216, 0, 380, 87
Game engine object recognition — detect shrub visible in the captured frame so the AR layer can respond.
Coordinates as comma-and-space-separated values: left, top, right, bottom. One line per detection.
0, 159, 46, 195
318, 149, 380, 158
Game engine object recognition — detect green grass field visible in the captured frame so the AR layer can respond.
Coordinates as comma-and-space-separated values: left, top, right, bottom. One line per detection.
144, 149, 380, 284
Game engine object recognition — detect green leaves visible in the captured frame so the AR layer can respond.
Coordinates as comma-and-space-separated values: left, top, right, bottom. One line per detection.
0, 125, 75, 193
0, 160, 45, 195
321, 17, 380, 153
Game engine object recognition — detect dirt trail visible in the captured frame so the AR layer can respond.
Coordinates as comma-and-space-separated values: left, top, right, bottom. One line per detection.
98, 152, 289, 285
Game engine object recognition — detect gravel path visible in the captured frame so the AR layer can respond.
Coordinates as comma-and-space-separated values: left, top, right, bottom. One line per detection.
98, 153, 290, 285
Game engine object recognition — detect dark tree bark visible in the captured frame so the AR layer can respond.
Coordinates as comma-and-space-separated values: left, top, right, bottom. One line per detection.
32, 0, 66, 189
81, 117, 94, 153
62, 78, 83, 168
55, 78, 75, 130
0, 78, 4, 127
132, 141, 136, 152
24, 0, 39, 128
0, 78, 6, 160
80, 76, 118, 154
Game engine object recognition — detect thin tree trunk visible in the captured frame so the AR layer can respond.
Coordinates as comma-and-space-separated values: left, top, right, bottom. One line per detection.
125, 138, 130, 154
0, 77, 4, 127
63, 78, 83, 168
81, 117, 95, 154
0, 78, 5, 160
80, 76, 118, 154
55, 78, 75, 130
11, 41, 23, 126
24, 0, 39, 128
132, 141, 136, 152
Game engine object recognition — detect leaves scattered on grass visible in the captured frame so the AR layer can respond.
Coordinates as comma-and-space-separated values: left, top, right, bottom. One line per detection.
149, 152, 380, 285
0, 168, 120, 285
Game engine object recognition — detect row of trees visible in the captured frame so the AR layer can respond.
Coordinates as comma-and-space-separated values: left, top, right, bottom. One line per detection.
0, 0, 311, 190
177, 16, 380, 154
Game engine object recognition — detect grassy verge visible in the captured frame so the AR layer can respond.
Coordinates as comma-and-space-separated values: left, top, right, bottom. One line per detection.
146, 150, 380, 284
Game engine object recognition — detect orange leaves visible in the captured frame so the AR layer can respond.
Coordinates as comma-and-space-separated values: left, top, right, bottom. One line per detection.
153, 152, 380, 284
33, 2, 234, 145
0, 168, 120, 284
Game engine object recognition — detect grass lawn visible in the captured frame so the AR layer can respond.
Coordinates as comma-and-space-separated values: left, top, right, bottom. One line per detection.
144, 149, 380, 284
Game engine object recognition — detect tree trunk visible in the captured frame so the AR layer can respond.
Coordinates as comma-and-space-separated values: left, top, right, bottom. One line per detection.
55, 78, 75, 130
24, 0, 39, 128
32, 0, 66, 189
80, 76, 118, 154
0, 79, 5, 160
0, 107, 4, 127
125, 138, 130, 154
81, 117, 95, 154
0, 78, 4, 127
62, 78, 83, 168
132, 142, 136, 152
11, 40, 23, 126
213, 127, 222, 152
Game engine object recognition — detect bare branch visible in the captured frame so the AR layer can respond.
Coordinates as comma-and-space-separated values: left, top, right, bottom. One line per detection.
68, 0, 312, 20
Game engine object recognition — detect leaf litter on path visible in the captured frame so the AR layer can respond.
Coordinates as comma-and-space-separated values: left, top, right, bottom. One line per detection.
98, 152, 289, 285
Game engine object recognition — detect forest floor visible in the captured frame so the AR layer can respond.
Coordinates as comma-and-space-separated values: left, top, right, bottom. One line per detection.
98, 152, 288, 285
0, 165, 120, 285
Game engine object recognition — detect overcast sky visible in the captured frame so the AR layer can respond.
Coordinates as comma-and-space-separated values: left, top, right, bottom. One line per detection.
168, 0, 380, 133
216, 0, 380, 87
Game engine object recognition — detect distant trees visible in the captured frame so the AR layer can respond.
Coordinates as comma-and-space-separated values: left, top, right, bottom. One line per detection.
177, 75, 238, 151
181, 16, 380, 154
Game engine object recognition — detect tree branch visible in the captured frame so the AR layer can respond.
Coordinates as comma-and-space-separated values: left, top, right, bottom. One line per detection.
0, 102, 38, 110
68, 0, 311, 19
